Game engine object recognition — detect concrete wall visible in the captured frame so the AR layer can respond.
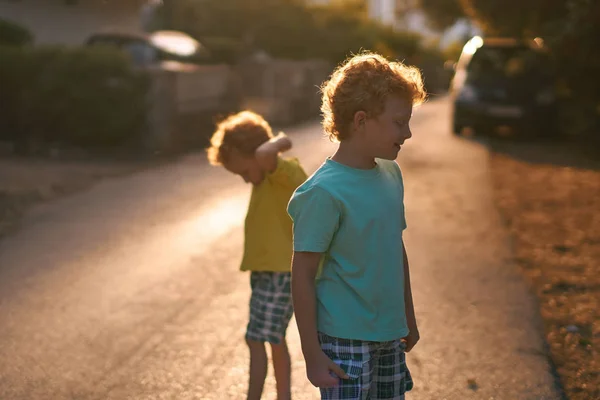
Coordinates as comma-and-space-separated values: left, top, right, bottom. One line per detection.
238, 59, 331, 126
0, 0, 143, 46
145, 63, 242, 152
145, 59, 330, 153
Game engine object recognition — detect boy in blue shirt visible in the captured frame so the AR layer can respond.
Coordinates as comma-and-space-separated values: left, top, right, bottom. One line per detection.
287, 53, 426, 399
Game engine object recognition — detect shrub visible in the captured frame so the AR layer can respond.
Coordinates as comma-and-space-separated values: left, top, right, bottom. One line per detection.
0, 18, 33, 47
0, 45, 150, 151
201, 36, 244, 64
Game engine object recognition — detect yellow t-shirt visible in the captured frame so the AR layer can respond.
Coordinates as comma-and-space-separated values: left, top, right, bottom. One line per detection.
240, 157, 308, 272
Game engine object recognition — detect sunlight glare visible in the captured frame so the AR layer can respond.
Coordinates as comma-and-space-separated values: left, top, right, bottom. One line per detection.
150, 30, 199, 57
182, 195, 248, 244
463, 36, 484, 56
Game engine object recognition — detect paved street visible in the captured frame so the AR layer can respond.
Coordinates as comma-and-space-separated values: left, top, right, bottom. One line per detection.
0, 98, 562, 400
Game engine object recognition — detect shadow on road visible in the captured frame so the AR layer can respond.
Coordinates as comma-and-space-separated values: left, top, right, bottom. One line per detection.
456, 131, 600, 171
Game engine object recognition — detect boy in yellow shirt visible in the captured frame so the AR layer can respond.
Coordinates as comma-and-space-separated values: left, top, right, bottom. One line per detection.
207, 111, 308, 400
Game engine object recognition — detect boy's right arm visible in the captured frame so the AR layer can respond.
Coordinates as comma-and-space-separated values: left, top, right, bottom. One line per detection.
255, 132, 292, 172
292, 251, 348, 388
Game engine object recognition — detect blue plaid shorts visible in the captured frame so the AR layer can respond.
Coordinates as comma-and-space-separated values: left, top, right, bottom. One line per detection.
245, 272, 293, 344
319, 332, 414, 400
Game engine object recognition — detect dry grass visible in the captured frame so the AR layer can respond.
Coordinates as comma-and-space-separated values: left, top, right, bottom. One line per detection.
490, 142, 599, 400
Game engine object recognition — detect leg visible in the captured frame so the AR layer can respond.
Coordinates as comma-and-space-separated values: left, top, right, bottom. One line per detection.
246, 272, 294, 399
246, 338, 268, 400
371, 340, 412, 400
263, 273, 294, 399
246, 272, 269, 400
270, 340, 291, 400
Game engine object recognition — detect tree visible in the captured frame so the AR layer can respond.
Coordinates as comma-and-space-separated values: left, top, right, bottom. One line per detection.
416, 0, 599, 143
417, 0, 568, 36
548, 0, 600, 141
0, 18, 34, 47
459, 0, 567, 37
418, 0, 466, 31
164, 0, 427, 64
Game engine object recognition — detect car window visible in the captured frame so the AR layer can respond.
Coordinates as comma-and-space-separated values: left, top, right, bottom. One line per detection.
122, 41, 157, 66
468, 47, 547, 79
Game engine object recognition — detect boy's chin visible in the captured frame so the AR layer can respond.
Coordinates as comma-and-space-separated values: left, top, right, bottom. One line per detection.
377, 151, 400, 161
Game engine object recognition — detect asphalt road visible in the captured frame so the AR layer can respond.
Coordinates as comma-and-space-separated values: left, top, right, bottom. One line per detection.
0, 98, 563, 400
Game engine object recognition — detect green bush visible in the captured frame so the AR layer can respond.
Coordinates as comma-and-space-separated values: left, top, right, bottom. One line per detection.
253, 2, 325, 60
0, 18, 33, 47
201, 36, 244, 64
0, 45, 150, 150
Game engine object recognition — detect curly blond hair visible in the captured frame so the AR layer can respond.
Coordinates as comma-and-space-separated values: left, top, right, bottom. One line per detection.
320, 52, 426, 142
207, 111, 273, 165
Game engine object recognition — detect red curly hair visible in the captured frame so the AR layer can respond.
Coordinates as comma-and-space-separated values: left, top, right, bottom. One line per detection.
320, 52, 426, 142
207, 111, 273, 165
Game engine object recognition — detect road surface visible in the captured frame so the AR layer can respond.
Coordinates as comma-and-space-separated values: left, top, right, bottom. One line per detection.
0, 98, 563, 399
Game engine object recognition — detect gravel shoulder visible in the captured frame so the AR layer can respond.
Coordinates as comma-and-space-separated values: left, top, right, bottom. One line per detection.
490, 140, 600, 400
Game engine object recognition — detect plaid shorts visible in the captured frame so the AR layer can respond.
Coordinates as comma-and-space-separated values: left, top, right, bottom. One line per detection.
245, 271, 294, 344
319, 332, 414, 400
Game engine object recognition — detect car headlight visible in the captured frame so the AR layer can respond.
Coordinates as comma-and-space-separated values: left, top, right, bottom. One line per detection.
457, 85, 478, 102
536, 88, 555, 104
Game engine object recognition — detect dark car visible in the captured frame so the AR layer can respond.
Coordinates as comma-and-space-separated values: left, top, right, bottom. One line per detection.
451, 37, 558, 137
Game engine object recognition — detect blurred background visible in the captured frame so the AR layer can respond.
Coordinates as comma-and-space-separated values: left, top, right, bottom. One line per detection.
1, 0, 598, 153
0, 1, 598, 400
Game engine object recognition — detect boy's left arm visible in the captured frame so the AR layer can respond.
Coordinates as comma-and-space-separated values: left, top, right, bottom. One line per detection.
255, 132, 292, 172
403, 239, 420, 352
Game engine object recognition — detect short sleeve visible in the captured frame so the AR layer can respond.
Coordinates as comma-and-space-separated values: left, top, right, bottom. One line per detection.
267, 157, 308, 189
287, 185, 340, 253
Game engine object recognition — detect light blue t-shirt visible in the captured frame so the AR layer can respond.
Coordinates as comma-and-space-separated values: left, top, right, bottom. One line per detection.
287, 158, 409, 342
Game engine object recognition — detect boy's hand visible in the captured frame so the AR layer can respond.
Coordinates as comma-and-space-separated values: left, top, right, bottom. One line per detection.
305, 349, 349, 388
403, 326, 420, 352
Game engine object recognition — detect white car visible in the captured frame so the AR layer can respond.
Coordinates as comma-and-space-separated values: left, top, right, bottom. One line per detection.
85, 29, 211, 67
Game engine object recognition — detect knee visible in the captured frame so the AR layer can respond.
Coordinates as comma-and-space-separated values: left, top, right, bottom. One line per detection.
246, 337, 265, 351
269, 340, 289, 354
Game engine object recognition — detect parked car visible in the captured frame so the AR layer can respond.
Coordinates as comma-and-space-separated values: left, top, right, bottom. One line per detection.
85, 29, 212, 68
451, 36, 558, 137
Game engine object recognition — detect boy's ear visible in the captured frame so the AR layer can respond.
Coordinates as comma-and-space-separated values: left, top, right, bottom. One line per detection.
353, 111, 367, 131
